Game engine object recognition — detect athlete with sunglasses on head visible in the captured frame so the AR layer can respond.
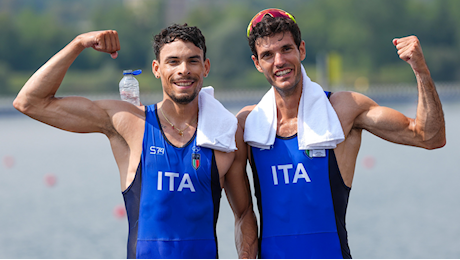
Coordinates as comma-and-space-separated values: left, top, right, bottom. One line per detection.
229, 8, 446, 258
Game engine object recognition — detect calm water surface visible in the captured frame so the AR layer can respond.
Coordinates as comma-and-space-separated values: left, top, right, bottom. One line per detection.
1, 100, 459, 258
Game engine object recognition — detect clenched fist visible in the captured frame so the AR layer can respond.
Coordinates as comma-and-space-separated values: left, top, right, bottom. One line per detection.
77, 30, 120, 59
393, 35, 429, 75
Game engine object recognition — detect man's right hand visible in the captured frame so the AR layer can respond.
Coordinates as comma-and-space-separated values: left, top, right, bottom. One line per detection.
77, 30, 120, 59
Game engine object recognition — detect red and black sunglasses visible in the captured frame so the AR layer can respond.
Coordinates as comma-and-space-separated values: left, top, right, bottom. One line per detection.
247, 8, 297, 37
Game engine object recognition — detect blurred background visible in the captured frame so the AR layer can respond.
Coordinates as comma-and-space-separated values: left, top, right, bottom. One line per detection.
0, 0, 459, 96
1, 0, 460, 258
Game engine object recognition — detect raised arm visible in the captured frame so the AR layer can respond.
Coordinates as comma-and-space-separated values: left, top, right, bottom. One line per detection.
224, 115, 258, 259
345, 36, 445, 149
13, 30, 121, 134
394, 36, 445, 148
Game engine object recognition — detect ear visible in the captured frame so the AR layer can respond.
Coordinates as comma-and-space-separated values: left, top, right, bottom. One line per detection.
152, 60, 160, 78
299, 40, 306, 61
251, 55, 264, 73
204, 58, 210, 77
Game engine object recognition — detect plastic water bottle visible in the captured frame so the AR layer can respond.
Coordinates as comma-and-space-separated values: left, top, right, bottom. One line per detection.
119, 69, 142, 105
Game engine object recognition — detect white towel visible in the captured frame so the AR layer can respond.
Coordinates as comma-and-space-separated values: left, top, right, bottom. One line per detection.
243, 87, 277, 150
244, 65, 344, 150
197, 86, 238, 153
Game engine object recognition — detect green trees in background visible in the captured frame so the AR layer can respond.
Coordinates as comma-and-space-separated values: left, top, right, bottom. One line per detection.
0, 0, 166, 94
297, 0, 460, 85
0, 0, 459, 95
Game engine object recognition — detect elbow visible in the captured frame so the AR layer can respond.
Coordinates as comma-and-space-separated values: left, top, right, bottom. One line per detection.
233, 199, 257, 230
234, 203, 254, 222
13, 95, 29, 114
424, 138, 446, 150
422, 127, 446, 150
13, 92, 48, 115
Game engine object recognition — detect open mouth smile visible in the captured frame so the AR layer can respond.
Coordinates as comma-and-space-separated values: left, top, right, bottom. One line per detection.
275, 69, 292, 77
172, 78, 196, 87
174, 81, 194, 87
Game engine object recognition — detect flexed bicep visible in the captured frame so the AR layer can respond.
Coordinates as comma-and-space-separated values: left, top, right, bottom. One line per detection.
13, 30, 121, 135
356, 104, 418, 146
333, 91, 420, 148
335, 35, 446, 150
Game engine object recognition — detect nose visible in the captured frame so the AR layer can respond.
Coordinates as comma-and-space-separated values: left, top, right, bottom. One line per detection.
178, 61, 191, 75
274, 52, 285, 68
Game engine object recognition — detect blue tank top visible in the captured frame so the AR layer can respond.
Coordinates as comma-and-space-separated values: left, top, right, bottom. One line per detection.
123, 104, 221, 259
250, 94, 351, 258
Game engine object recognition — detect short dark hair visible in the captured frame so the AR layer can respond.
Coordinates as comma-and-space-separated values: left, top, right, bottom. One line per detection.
153, 23, 207, 61
248, 16, 301, 59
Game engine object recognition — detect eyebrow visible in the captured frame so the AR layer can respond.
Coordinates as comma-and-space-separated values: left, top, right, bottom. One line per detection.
281, 43, 295, 49
164, 55, 203, 61
259, 50, 271, 58
259, 43, 295, 57
188, 55, 202, 60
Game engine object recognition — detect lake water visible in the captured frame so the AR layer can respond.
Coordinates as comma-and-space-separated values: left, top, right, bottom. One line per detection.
1, 92, 460, 258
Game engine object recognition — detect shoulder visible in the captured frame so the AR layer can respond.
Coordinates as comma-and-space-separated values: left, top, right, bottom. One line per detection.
236, 104, 256, 130
329, 91, 379, 135
329, 91, 375, 106
329, 91, 378, 115
95, 99, 146, 137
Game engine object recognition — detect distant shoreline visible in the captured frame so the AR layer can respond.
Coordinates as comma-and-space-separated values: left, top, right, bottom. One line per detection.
2, 83, 459, 116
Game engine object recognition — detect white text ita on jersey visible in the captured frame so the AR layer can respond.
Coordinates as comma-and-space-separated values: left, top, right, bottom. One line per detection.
271, 163, 312, 185
157, 171, 196, 192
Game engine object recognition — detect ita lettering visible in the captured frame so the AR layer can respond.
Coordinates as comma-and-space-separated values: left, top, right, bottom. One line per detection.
271, 163, 311, 185
157, 171, 196, 192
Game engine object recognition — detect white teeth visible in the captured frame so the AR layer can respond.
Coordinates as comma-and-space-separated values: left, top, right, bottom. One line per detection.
276, 69, 291, 76
176, 82, 192, 86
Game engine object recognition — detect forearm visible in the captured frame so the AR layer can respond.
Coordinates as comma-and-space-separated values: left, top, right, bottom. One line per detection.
392, 35, 446, 148
414, 68, 446, 148
235, 208, 258, 259
227, 125, 258, 258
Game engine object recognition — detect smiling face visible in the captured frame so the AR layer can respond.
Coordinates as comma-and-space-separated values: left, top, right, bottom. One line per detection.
252, 32, 306, 96
153, 39, 210, 105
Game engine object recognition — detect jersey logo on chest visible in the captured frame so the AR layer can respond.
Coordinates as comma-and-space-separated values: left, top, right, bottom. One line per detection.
150, 145, 165, 155
192, 153, 200, 170
305, 149, 326, 158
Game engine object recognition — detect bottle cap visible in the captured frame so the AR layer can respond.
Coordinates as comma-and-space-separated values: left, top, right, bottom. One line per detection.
122, 69, 142, 75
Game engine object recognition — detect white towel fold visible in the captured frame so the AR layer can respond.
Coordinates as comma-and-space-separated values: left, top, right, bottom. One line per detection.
244, 65, 344, 150
243, 88, 277, 150
197, 86, 238, 153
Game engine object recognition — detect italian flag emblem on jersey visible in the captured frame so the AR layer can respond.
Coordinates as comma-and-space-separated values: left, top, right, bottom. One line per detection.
192, 153, 201, 170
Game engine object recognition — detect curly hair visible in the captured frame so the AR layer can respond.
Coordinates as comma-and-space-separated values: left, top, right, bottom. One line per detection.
153, 23, 207, 61
248, 16, 301, 59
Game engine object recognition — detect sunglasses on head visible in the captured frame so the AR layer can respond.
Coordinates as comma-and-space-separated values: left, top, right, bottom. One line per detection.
247, 8, 296, 37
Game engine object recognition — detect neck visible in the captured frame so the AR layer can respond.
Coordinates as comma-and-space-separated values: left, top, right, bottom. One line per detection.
158, 98, 199, 138
160, 98, 199, 122
274, 82, 302, 120
274, 82, 302, 137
